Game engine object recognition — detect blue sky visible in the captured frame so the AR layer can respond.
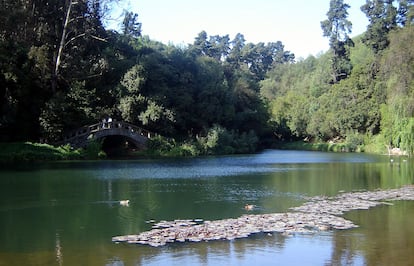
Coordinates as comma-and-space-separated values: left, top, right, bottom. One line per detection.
110, 0, 368, 58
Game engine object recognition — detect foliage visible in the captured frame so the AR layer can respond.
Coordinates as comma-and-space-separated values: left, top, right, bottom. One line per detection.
361, 0, 397, 53
82, 140, 106, 159
0, 141, 109, 161
40, 82, 99, 141
121, 11, 142, 38
2, 0, 414, 159
277, 141, 354, 153
195, 125, 258, 155
321, 0, 354, 82
361, 0, 414, 52
261, 5, 414, 155
379, 26, 414, 154
397, 0, 414, 26
0, 0, 114, 141
0, 142, 82, 162
345, 130, 365, 152
146, 135, 177, 157
362, 133, 389, 154
144, 125, 258, 157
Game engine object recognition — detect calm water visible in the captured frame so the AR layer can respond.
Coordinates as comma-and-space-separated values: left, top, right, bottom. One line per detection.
1, 150, 414, 265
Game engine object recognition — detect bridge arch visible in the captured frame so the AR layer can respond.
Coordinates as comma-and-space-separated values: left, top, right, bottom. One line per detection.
60, 121, 156, 149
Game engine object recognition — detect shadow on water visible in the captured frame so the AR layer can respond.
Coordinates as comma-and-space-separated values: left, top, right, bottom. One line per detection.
332, 201, 414, 266
0, 150, 413, 265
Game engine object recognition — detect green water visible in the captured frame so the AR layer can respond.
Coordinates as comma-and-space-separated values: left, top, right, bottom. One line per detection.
0, 150, 413, 265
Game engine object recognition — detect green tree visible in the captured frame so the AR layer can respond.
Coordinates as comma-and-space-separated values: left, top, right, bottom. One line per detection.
260, 53, 332, 140
361, 0, 397, 53
227, 33, 246, 69
40, 82, 98, 141
189, 31, 231, 61
321, 0, 354, 83
121, 11, 142, 38
380, 26, 414, 154
0, 0, 113, 141
118, 64, 146, 122
189, 31, 211, 57
207, 34, 230, 61
193, 56, 234, 131
239, 42, 294, 81
397, 0, 414, 26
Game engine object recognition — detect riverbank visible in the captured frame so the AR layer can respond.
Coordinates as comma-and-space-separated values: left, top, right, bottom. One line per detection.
0, 142, 106, 162
112, 185, 414, 247
276, 137, 398, 155
276, 141, 363, 153
0, 138, 398, 162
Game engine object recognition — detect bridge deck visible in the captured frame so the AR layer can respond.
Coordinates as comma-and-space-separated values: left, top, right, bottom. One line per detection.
59, 121, 155, 148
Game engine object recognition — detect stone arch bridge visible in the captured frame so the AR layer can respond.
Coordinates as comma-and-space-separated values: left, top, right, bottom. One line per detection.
60, 121, 156, 148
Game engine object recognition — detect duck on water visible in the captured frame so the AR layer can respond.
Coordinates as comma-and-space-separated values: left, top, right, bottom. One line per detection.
119, 200, 130, 206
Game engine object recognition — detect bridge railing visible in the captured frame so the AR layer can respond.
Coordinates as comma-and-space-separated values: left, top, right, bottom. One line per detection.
61, 121, 156, 145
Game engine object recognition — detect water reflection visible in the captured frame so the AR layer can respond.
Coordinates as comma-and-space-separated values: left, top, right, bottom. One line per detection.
55, 232, 63, 266
0, 150, 413, 265
337, 201, 414, 266
107, 233, 335, 266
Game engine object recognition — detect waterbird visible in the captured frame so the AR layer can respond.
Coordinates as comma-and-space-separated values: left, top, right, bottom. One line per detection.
119, 200, 130, 206
244, 204, 255, 211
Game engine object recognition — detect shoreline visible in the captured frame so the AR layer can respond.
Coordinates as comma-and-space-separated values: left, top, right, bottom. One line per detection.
112, 185, 414, 247
0, 140, 405, 162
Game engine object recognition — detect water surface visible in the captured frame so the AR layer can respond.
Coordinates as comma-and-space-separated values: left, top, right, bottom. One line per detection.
0, 150, 413, 265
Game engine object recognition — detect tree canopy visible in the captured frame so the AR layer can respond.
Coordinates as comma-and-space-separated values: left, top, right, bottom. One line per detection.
1, 0, 414, 155
321, 0, 354, 83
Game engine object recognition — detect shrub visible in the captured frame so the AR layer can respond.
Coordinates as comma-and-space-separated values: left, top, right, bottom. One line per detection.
197, 125, 259, 155
82, 140, 106, 159
345, 131, 364, 152
0, 142, 83, 162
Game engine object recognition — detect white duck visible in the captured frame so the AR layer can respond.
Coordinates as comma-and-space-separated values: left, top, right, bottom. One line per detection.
119, 200, 130, 206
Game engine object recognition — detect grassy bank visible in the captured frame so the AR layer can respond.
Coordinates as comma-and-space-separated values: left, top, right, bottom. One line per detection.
0, 137, 390, 163
275, 138, 389, 154
276, 141, 362, 153
0, 142, 105, 162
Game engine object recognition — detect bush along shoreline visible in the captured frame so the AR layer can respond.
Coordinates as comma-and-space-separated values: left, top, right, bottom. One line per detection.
0, 141, 106, 162
274, 133, 397, 155
0, 134, 406, 162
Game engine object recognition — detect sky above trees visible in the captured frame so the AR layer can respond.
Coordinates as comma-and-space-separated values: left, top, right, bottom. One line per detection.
108, 0, 369, 58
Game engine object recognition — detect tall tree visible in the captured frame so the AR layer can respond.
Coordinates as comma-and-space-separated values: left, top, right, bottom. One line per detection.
207, 34, 230, 61
361, 0, 397, 53
39, 0, 115, 140
0, 0, 116, 141
321, 0, 354, 83
189, 31, 211, 57
397, 0, 414, 26
380, 26, 414, 154
121, 11, 142, 38
227, 33, 246, 69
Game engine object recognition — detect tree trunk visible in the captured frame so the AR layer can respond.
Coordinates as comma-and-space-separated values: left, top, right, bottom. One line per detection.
52, 0, 73, 91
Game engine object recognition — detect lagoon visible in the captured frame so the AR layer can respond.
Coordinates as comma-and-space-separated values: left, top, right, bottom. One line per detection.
1, 150, 413, 265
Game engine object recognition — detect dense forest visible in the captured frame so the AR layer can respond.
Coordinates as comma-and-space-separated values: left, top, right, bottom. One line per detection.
1, 0, 414, 156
